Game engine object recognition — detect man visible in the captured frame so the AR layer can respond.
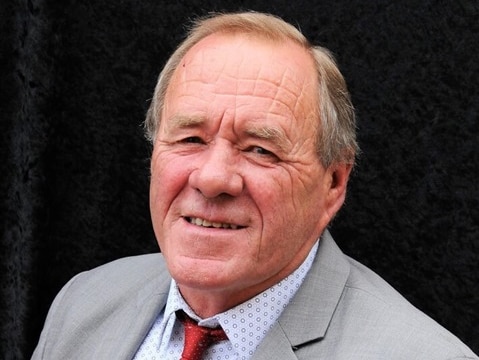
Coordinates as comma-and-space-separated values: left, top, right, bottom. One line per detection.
32, 12, 477, 360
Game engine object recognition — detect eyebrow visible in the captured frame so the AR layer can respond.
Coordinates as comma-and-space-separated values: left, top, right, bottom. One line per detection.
244, 125, 290, 153
164, 115, 206, 134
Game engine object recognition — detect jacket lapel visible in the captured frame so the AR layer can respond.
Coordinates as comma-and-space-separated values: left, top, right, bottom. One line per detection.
252, 230, 350, 359
252, 324, 299, 359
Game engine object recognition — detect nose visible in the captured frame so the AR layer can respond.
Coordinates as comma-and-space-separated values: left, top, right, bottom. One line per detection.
189, 141, 244, 198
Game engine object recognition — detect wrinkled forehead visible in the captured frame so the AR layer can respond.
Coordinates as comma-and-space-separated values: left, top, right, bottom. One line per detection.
167, 33, 318, 114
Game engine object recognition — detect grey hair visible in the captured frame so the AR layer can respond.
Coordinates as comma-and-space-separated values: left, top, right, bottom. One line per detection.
145, 11, 358, 167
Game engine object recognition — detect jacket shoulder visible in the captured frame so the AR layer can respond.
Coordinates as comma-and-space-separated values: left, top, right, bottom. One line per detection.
32, 254, 171, 359
72, 253, 167, 288
330, 255, 478, 359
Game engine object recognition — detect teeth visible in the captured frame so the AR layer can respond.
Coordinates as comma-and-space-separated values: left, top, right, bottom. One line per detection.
188, 217, 239, 229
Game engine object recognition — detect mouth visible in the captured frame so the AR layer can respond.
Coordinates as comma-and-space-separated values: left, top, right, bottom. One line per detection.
184, 216, 244, 230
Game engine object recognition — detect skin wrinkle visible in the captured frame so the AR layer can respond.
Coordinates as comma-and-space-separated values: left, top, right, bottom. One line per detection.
177, 75, 302, 106
267, 76, 302, 123
276, 66, 304, 118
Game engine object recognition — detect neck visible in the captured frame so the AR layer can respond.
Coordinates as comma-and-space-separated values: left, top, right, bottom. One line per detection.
177, 284, 264, 318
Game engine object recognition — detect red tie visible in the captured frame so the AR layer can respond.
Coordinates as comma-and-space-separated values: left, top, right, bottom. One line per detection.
177, 311, 228, 360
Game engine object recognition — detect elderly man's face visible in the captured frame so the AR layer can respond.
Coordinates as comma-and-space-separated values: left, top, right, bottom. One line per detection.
150, 34, 349, 314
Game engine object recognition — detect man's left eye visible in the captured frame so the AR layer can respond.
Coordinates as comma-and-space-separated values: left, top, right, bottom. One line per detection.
248, 146, 277, 158
181, 136, 204, 144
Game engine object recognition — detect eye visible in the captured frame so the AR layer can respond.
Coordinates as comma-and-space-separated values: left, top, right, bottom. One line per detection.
250, 146, 272, 155
181, 136, 204, 144
246, 146, 279, 161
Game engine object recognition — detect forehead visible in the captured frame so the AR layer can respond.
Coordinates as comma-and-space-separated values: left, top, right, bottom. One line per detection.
164, 33, 317, 123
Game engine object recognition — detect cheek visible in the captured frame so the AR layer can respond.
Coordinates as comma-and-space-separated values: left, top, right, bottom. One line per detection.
150, 155, 193, 256
150, 153, 190, 219
249, 174, 296, 243
253, 169, 324, 248
257, 167, 315, 218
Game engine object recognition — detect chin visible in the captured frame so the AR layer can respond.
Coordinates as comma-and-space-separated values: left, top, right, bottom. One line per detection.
175, 273, 232, 293
171, 258, 229, 283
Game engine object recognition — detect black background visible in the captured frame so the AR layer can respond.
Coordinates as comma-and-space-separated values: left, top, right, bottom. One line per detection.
1, 1, 478, 359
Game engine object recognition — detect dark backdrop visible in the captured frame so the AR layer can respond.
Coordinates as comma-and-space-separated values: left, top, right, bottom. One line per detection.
1, 1, 478, 359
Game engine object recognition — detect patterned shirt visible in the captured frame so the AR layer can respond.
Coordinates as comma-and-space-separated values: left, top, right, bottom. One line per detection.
133, 241, 318, 360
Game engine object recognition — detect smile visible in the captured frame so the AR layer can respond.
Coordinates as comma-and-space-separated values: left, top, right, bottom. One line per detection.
185, 217, 242, 230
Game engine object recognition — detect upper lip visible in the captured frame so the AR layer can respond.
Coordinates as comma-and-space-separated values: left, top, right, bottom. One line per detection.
183, 216, 244, 229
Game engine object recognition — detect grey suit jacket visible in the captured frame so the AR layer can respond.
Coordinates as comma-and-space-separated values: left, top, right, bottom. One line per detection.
32, 231, 477, 359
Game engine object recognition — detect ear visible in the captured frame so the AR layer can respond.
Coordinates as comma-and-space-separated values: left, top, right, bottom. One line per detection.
323, 163, 353, 222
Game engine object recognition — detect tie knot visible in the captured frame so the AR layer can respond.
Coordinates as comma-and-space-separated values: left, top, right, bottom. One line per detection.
177, 311, 228, 360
